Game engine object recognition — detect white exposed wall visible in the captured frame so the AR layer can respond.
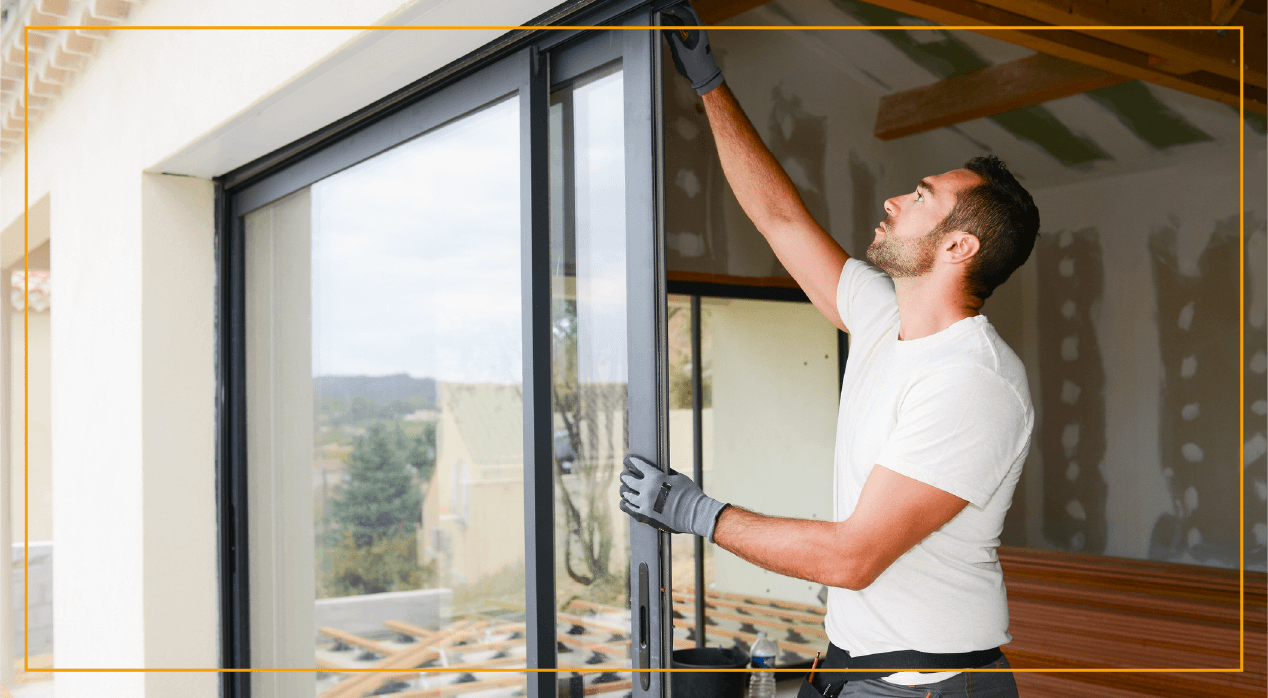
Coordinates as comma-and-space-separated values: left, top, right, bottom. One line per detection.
1029, 148, 1268, 564
9, 241, 51, 544
707, 299, 838, 606
139, 172, 217, 694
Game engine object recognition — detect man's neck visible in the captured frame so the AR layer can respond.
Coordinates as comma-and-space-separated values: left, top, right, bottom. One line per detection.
893, 276, 979, 341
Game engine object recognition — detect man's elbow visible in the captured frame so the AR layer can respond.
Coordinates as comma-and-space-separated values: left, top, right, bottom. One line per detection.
833, 570, 879, 592
824, 558, 883, 592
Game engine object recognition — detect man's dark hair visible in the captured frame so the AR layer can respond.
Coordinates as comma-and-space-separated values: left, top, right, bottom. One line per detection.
931, 155, 1040, 301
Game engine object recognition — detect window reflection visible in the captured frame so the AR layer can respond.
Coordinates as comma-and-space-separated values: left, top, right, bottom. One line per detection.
549, 65, 638, 694
250, 94, 531, 697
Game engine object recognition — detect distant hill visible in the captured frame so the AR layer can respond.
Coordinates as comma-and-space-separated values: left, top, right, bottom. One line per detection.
314, 373, 437, 405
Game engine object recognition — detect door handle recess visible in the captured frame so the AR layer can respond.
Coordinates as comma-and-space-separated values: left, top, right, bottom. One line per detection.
638, 562, 650, 690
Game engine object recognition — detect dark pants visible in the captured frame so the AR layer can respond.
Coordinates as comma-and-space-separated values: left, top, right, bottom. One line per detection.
837, 655, 1018, 698
797, 647, 1018, 698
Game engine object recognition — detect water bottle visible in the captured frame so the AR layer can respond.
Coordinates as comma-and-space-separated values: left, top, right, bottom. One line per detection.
748, 631, 778, 698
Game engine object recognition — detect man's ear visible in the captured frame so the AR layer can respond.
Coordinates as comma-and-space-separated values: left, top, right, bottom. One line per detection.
943, 231, 980, 265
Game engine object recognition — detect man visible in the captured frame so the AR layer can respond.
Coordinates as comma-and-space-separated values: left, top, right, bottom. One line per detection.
618, 5, 1040, 698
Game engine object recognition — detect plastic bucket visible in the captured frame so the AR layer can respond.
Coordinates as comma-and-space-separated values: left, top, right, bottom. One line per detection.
670, 646, 750, 698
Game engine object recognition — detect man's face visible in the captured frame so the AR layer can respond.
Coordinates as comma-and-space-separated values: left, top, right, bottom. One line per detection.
866, 169, 980, 278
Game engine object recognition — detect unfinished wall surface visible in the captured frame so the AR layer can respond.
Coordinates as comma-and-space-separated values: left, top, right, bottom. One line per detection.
1148, 217, 1250, 567
664, 0, 1267, 571
1036, 228, 1108, 554
1034, 157, 1266, 571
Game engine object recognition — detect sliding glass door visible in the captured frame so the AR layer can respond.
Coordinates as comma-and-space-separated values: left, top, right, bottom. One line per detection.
243, 90, 529, 698
218, 4, 672, 698
546, 16, 670, 697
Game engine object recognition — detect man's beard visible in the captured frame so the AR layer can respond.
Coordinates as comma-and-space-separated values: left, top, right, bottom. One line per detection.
866, 219, 944, 278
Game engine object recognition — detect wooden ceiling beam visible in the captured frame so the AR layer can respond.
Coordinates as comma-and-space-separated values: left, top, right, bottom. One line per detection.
874, 53, 1129, 140
968, 0, 1263, 89
858, 0, 1265, 114
1212, 0, 1248, 26
691, 0, 1266, 114
697, 1, 1263, 88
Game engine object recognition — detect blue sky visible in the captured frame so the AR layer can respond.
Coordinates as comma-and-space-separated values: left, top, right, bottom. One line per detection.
309, 70, 627, 384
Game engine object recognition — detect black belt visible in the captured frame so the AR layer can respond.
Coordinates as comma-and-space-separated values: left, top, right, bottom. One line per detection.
798, 643, 1003, 698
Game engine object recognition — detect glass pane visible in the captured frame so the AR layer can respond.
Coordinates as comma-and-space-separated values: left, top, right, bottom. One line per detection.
247, 95, 528, 697
666, 295, 713, 648
549, 64, 636, 694
671, 298, 837, 666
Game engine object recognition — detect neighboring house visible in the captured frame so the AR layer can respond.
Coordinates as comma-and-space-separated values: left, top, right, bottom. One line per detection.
423, 382, 525, 591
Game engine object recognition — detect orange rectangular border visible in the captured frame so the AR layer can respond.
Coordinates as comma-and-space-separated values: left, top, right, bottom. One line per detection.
17, 21, 1247, 680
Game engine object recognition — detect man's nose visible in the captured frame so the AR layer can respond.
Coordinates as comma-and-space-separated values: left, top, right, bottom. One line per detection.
883, 197, 897, 215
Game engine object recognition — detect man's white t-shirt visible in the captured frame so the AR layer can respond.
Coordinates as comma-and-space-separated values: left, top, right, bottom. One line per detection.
825, 258, 1033, 681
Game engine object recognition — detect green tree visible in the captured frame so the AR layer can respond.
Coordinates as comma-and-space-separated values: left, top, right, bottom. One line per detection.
348, 395, 379, 423
331, 423, 423, 548
321, 529, 433, 597
552, 298, 623, 599
404, 422, 437, 484
403, 422, 439, 521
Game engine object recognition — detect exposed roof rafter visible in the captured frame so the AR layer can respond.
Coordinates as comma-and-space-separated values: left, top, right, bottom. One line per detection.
874, 53, 1129, 140
693, 0, 1267, 117
967, 0, 1263, 88
1211, 0, 1247, 26
852, 0, 1266, 115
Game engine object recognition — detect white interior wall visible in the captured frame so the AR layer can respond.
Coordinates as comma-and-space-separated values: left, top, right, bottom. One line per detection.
667, 407, 713, 476
1029, 149, 1268, 563
707, 299, 838, 606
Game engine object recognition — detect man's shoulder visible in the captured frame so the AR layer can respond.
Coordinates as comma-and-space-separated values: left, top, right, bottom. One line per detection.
917, 322, 1031, 411
972, 319, 1030, 399
838, 258, 898, 337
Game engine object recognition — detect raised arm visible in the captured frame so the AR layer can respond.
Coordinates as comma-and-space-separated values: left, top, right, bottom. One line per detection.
661, 3, 851, 330
700, 84, 851, 331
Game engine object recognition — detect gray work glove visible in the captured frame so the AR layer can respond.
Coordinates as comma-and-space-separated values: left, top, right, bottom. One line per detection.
619, 454, 729, 543
662, 2, 725, 96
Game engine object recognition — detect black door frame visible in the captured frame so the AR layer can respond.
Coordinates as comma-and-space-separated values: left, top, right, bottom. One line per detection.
214, 2, 676, 697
